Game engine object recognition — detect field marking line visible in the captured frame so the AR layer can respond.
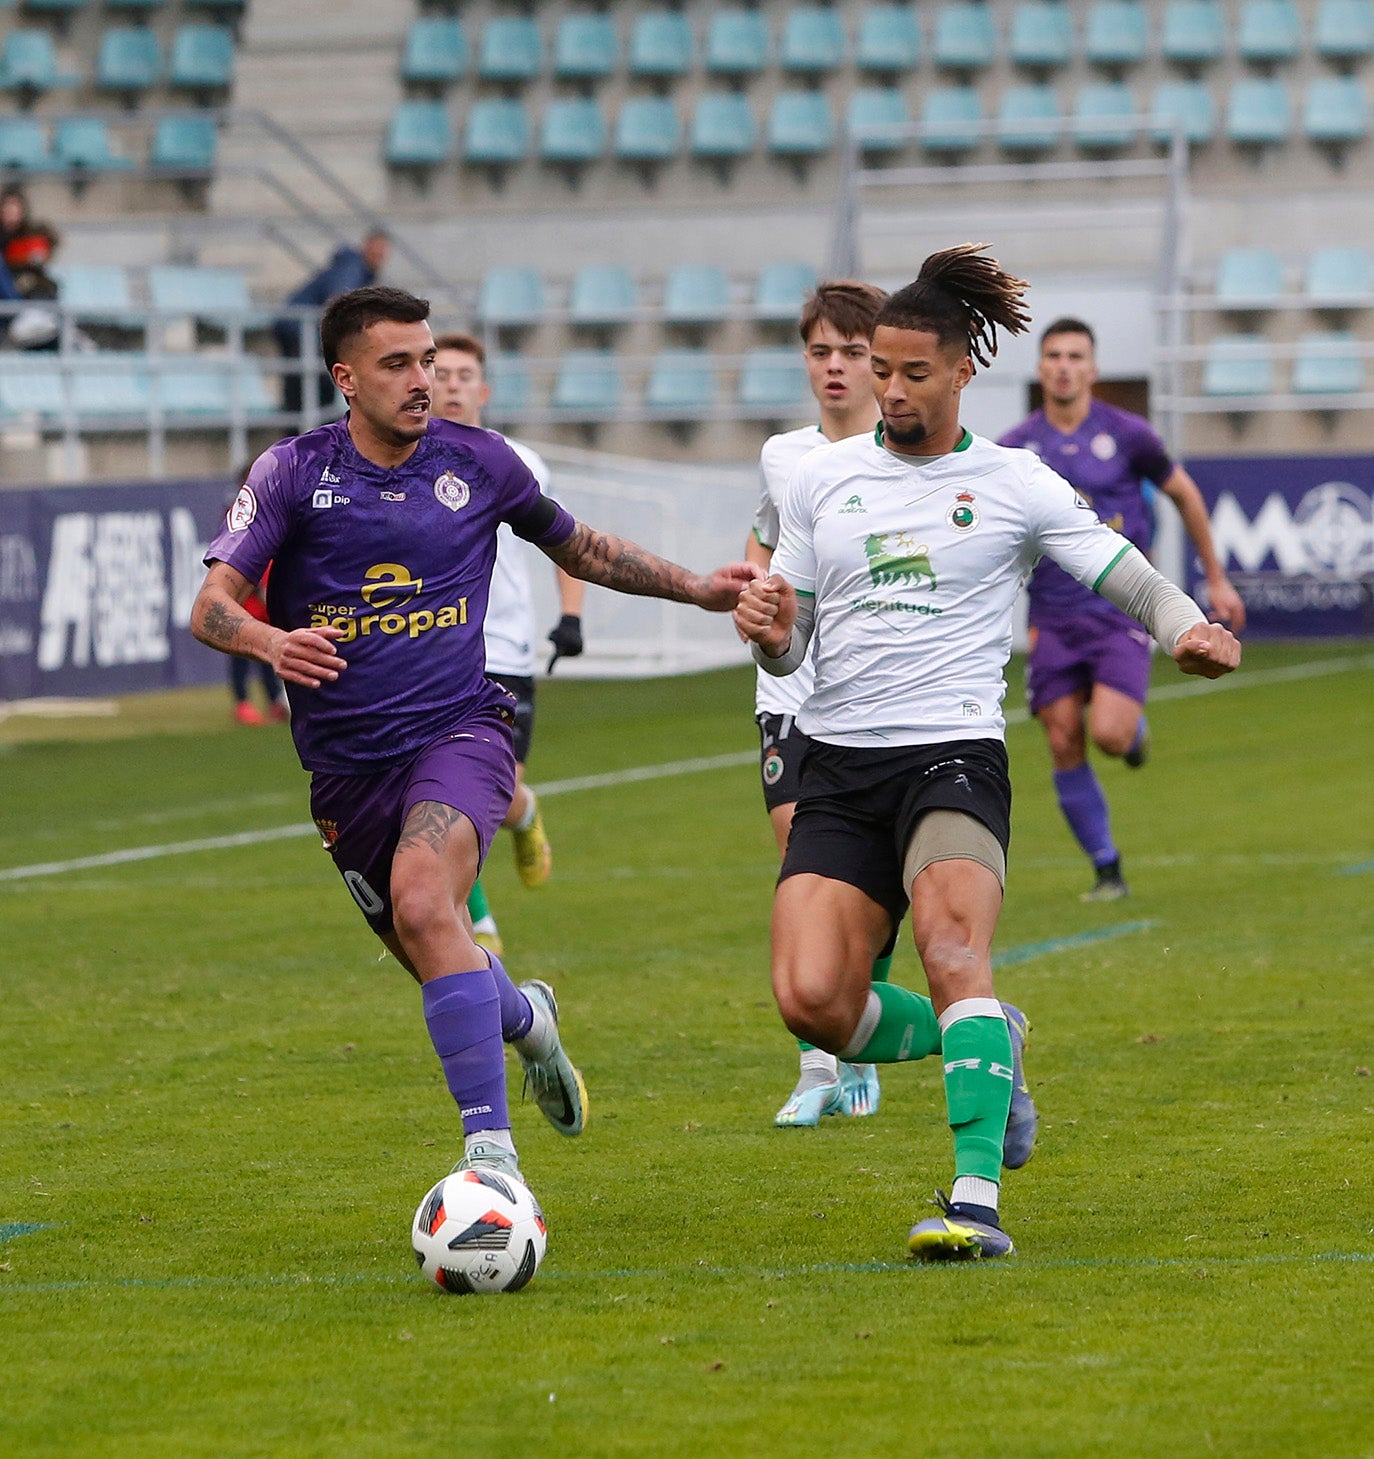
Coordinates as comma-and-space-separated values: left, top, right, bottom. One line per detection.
1, 653, 1367, 886
993, 920, 1159, 969
1338, 860, 1374, 876
0, 1222, 55, 1245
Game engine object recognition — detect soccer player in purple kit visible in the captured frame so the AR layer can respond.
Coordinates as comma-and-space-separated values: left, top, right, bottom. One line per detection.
191, 286, 756, 1190
999, 319, 1246, 901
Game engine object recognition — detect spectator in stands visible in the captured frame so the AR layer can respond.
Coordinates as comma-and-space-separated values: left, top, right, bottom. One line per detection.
272, 230, 390, 415
0, 185, 60, 301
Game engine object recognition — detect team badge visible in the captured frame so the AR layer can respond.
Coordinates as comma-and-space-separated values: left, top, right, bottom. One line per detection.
227, 485, 256, 531
946, 490, 979, 532
314, 818, 339, 849
763, 751, 784, 786
1091, 432, 1118, 461
434, 471, 470, 512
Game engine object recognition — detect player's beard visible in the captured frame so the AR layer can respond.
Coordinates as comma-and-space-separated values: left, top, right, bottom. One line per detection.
882, 414, 929, 448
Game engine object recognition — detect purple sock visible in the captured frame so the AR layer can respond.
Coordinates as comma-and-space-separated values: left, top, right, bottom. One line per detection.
1053, 763, 1117, 868
421, 969, 509, 1135
486, 952, 533, 1043
1128, 717, 1148, 755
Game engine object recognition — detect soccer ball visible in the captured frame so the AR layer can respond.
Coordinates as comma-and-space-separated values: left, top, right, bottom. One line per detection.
411, 1169, 547, 1295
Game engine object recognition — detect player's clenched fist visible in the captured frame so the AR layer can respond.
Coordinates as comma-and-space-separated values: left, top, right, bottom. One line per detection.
1172, 621, 1241, 679
272, 625, 349, 689
734, 573, 798, 657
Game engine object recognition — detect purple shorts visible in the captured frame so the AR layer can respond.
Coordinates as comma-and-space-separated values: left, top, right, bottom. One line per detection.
308, 711, 516, 935
1026, 614, 1153, 717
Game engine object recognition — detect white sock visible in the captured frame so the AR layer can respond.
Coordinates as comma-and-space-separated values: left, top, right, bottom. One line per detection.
838, 989, 883, 1061
472, 914, 498, 936
796, 1047, 838, 1091
950, 1175, 1000, 1213
512, 790, 538, 833
466, 1127, 516, 1157
512, 991, 555, 1060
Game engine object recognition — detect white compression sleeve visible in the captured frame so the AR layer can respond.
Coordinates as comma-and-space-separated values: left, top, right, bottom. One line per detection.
751, 594, 815, 676
1095, 545, 1206, 651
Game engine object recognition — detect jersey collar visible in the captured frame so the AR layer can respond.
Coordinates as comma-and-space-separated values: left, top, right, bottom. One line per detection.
874, 422, 973, 454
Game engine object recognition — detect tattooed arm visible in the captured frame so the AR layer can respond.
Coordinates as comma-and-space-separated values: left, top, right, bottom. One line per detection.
543, 522, 758, 611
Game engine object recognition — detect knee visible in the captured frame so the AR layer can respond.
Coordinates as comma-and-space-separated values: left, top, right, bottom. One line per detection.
773, 971, 860, 1054
1045, 722, 1085, 765
918, 930, 990, 1005
390, 872, 454, 948
1092, 723, 1135, 758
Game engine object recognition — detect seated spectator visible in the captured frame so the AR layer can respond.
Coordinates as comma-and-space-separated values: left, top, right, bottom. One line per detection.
0, 185, 60, 301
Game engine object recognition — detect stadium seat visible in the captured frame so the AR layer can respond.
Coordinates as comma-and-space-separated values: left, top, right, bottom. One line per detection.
855, 6, 921, 73
0, 355, 65, 420
71, 354, 149, 417
0, 30, 78, 99
553, 350, 621, 414
629, 11, 694, 77
569, 265, 637, 327
932, 4, 997, 71
96, 26, 161, 99
1304, 76, 1368, 144
920, 86, 984, 152
478, 17, 541, 82
1293, 332, 1364, 394
739, 347, 808, 410
53, 116, 133, 172
1202, 335, 1275, 396
754, 262, 818, 323
1227, 78, 1292, 145
1314, 0, 1374, 60
848, 88, 911, 153
690, 93, 756, 158
148, 265, 256, 326
997, 85, 1062, 153
401, 18, 467, 85
646, 349, 717, 413
1085, 1, 1148, 67
767, 91, 834, 158
0, 116, 48, 169
553, 14, 617, 80
1073, 81, 1136, 150
385, 100, 452, 168
463, 99, 529, 166
1238, 0, 1302, 64
478, 267, 544, 328
1216, 248, 1285, 305
614, 97, 680, 162
151, 357, 274, 418
705, 10, 770, 75
662, 264, 731, 325
780, 8, 847, 74
485, 355, 531, 416
539, 98, 606, 164
1306, 246, 1373, 302
169, 24, 235, 92
1150, 79, 1217, 145
1162, 2, 1224, 65
50, 262, 133, 318
1010, 3, 1074, 70
148, 113, 217, 171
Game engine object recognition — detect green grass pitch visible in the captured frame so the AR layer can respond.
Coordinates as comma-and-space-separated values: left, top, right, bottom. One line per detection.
2, 641, 1372, 1458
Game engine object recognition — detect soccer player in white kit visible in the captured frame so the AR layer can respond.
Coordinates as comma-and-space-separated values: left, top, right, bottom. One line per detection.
735, 245, 1241, 1259
433, 333, 586, 953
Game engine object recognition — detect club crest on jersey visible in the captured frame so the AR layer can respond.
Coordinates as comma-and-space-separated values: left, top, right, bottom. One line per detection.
434, 471, 470, 512
1091, 432, 1118, 461
947, 491, 979, 532
227, 485, 256, 531
763, 751, 784, 786
865, 532, 937, 590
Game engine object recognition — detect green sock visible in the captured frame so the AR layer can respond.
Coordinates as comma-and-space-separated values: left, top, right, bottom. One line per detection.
942, 1013, 1014, 1182
843, 982, 941, 1064
870, 954, 892, 984
467, 878, 491, 924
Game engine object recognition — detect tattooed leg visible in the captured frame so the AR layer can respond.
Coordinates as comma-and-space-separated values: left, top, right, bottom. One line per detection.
390, 800, 484, 983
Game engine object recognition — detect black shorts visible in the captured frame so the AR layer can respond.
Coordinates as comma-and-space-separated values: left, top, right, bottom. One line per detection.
756, 712, 812, 811
779, 738, 1012, 925
486, 674, 535, 764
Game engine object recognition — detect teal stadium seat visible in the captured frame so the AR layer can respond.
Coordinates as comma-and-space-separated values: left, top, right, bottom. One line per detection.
478, 18, 541, 83
53, 116, 133, 171
569, 265, 637, 327
920, 86, 984, 152
933, 4, 997, 71
1162, 2, 1224, 65
1306, 246, 1373, 303
553, 350, 621, 414
554, 14, 617, 80
1238, 1, 1302, 64
1085, 1, 1148, 66
148, 265, 256, 326
149, 113, 217, 171
662, 264, 731, 325
1074, 81, 1136, 150
855, 7, 922, 74
997, 84, 1062, 153
780, 8, 847, 74
0, 355, 65, 421
690, 93, 756, 158
739, 347, 808, 410
767, 91, 834, 157
614, 97, 680, 162
1150, 79, 1216, 144
97, 26, 160, 98
1010, 3, 1074, 70
1216, 248, 1284, 305
629, 11, 693, 77
485, 355, 531, 416
1304, 76, 1368, 143
0, 116, 49, 169
152, 357, 274, 417
754, 262, 818, 322
49, 263, 133, 319
539, 98, 606, 163
706, 11, 770, 75
401, 19, 467, 85
1314, 0, 1374, 60
1293, 332, 1364, 394
463, 99, 529, 165
848, 88, 911, 153
646, 349, 717, 413
72, 355, 149, 417
169, 24, 235, 92
1202, 335, 1275, 396
478, 268, 545, 328
385, 100, 452, 167
1227, 78, 1292, 145
1, 30, 78, 98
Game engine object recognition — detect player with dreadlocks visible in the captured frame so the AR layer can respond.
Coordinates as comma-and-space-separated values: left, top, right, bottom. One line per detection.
734, 245, 1241, 1260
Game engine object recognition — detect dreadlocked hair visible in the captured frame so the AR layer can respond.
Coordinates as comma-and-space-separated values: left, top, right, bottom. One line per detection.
875, 243, 1031, 368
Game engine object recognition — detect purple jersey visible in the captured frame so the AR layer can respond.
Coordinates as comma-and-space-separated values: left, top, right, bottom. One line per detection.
206, 417, 575, 773
999, 399, 1173, 626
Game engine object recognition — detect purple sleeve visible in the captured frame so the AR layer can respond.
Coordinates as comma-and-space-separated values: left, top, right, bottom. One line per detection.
204, 446, 297, 582
493, 440, 576, 547
1127, 417, 1174, 486
997, 419, 1031, 449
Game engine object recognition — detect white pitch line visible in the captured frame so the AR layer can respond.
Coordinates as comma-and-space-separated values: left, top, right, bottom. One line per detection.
0, 653, 1367, 885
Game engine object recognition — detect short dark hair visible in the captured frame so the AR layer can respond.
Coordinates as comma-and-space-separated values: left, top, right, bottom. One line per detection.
798, 280, 889, 345
433, 331, 486, 367
1040, 316, 1096, 350
876, 243, 1031, 368
319, 285, 430, 370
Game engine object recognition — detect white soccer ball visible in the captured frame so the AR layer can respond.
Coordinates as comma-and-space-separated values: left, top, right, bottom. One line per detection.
411, 1168, 547, 1295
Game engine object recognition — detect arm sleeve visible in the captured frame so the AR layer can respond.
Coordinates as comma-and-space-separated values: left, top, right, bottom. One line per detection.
751, 447, 782, 549
751, 594, 815, 676
1094, 545, 1205, 651
1024, 457, 1141, 596
1129, 417, 1175, 487
495, 437, 575, 548
767, 459, 819, 596
203, 447, 296, 582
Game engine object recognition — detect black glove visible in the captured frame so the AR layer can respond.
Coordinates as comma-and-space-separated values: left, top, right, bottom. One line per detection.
546, 614, 584, 674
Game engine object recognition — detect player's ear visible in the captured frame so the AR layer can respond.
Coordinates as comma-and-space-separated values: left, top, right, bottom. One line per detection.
331, 360, 355, 400
953, 353, 975, 391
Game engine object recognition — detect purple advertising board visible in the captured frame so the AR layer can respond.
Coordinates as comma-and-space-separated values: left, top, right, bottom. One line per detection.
0, 479, 234, 701
1184, 456, 1374, 637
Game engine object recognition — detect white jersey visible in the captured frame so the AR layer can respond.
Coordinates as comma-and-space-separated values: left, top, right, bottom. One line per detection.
484, 437, 552, 679
770, 429, 1132, 747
